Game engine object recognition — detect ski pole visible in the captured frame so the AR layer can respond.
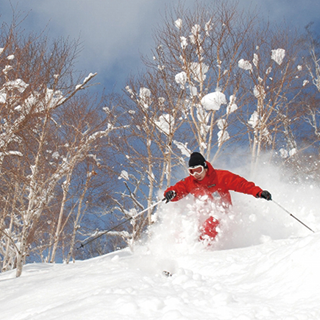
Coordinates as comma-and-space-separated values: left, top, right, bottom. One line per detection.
272, 200, 315, 233
77, 198, 165, 249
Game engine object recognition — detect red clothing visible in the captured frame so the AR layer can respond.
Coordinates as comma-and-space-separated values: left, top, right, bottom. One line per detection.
164, 162, 262, 207
164, 162, 262, 241
200, 216, 219, 241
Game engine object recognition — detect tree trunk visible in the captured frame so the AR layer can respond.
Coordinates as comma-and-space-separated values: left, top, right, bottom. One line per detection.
50, 170, 72, 263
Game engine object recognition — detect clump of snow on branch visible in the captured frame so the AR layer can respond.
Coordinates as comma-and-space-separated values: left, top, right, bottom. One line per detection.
190, 25, 201, 45
271, 48, 286, 65
2, 65, 13, 74
253, 53, 259, 68
189, 62, 209, 82
205, 19, 212, 36
3, 79, 28, 93
248, 111, 259, 129
175, 18, 182, 30
195, 106, 210, 142
158, 97, 165, 107
180, 36, 188, 49
125, 86, 135, 99
0, 150, 23, 157
266, 67, 272, 75
22, 88, 63, 113
0, 71, 68, 155
189, 86, 198, 97
139, 87, 152, 109
201, 91, 227, 111
155, 114, 174, 135
303, 80, 309, 87
0, 93, 6, 103
217, 119, 230, 146
226, 95, 238, 114
45, 88, 64, 108
253, 85, 266, 100
290, 148, 297, 156
239, 48, 286, 72
238, 59, 253, 72
173, 140, 191, 157
52, 151, 59, 159
175, 71, 187, 89
119, 170, 129, 181
248, 111, 272, 143
75, 72, 97, 90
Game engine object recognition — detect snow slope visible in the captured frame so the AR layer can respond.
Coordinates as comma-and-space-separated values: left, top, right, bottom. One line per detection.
1, 195, 320, 320
1, 164, 320, 320
0, 233, 319, 320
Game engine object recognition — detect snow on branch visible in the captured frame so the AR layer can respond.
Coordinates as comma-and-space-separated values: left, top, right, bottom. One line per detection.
226, 95, 238, 114
138, 87, 152, 109
238, 59, 253, 72
155, 114, 174, 135
3, 79, 28, 93
248, 111, 272, 143
271, 48, 286, 65
175, 71, 187, 89
189, 62, 209, 82
52, 72, 97, 110
173, 140, 191, 157
0, 151, 23, 157
175, 18, 182, 30
28, 123, 117, 219
217, 119, 229, 147
201, 91, 227, 111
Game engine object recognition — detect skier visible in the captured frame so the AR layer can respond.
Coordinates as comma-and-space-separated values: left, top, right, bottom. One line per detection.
164, 152, 271, 242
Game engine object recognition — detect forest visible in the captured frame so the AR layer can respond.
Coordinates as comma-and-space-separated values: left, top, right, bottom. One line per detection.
0, 2, 319, 277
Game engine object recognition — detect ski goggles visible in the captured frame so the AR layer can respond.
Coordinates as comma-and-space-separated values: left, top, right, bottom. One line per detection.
188, 165, 204, 176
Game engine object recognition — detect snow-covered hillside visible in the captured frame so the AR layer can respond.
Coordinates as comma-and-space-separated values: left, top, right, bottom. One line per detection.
0, 233, 319, 320
1, 184, 320, 320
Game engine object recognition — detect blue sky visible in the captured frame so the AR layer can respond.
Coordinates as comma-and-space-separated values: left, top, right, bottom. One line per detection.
1, 0, 320, 94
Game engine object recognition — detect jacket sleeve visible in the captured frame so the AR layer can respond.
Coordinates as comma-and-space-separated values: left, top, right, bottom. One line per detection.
164, 178, 190, 202
219, 170, 262, 197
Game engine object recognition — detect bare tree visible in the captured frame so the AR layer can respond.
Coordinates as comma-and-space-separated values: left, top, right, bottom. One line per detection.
305, 24, 320, 92
0, 15, 121, 276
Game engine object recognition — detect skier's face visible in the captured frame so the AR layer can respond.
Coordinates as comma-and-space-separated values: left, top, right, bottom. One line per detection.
194, 168, 207, 181
189, 165, 207, 181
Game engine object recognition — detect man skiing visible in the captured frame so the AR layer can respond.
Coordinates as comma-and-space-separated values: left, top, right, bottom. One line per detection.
164, 152, 271, 242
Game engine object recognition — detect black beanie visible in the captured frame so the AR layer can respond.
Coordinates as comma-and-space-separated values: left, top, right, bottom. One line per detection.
188, 152, 207, 168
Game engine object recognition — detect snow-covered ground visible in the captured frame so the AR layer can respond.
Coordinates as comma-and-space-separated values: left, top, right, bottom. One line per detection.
1, 232, 319, 319
1, 168, 320, 320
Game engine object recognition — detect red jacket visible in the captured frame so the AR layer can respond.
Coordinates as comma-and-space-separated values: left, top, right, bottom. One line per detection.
164, 162, 262, 207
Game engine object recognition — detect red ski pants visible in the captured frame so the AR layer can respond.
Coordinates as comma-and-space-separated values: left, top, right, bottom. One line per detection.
199, 216, 219, 241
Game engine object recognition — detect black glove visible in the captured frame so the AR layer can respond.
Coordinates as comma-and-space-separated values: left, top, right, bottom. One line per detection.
256, 190, 272, 201
164, 190, 176, 203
